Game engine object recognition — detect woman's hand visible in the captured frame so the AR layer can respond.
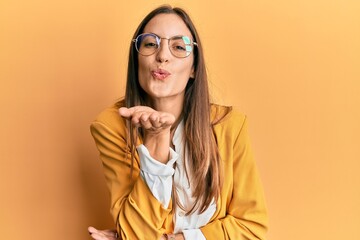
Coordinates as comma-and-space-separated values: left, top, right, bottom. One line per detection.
161, 233, 185, 240
119, 106, 175, 133
88, 226, 120, 240
88, 226, 184, 240
119, 106, 176, 163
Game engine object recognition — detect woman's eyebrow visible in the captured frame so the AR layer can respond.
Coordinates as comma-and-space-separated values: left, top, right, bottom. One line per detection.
144, 32, 189, 38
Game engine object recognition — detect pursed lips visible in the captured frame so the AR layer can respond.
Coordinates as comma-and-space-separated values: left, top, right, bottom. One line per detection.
151, 68, 171, 80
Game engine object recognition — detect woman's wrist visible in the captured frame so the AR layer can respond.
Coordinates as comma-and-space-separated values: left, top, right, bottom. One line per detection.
162, 232, 184, 240
164, 233, 176, 240
144, 131, 171, 163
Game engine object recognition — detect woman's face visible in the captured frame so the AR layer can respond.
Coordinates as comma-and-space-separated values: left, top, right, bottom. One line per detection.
138, 13, 195, 104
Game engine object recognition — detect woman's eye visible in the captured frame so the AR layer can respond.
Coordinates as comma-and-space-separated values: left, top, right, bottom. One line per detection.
172, 45, 186, 51
144, 42, 158, 48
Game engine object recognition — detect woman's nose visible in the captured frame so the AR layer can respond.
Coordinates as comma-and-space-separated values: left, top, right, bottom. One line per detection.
155, 39, 171, 62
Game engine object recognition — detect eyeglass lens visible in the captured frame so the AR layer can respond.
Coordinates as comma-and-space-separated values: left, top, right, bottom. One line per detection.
135, 34, 194, 58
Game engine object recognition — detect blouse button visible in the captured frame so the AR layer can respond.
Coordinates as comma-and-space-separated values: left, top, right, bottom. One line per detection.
178, 211, 185, 217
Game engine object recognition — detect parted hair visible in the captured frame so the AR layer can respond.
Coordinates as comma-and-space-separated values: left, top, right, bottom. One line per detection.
118, 5, 229, 214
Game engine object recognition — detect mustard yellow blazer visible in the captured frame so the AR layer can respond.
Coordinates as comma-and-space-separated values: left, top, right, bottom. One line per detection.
90, 103, 268, 239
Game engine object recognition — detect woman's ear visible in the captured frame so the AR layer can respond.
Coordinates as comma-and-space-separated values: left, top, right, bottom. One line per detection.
190, 67, 195, 79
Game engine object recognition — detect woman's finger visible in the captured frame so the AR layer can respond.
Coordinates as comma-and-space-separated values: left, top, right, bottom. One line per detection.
139, 112, 153, 129
149, 112, 161, 128
119, 106, 155, 119
101, 229, 118, 236
88, 226, 97, 233
118, 107, 132, 118
88, 226, 118, 239
90, 232, 114, 240
158, 113, 176, 127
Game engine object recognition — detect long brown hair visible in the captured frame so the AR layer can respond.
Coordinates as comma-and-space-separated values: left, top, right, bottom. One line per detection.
119, 5, 228, 214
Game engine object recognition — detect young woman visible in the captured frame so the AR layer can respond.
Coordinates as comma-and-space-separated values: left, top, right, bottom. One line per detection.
89, 5, 268, 240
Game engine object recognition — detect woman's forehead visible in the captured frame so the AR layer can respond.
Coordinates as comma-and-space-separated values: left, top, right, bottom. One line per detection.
143, 13, 192, 38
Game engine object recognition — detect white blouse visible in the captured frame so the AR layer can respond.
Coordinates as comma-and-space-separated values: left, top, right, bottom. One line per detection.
137, 120, 216, 240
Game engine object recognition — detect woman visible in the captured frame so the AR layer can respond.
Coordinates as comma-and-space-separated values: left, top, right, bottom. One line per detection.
89, 5, 268, 240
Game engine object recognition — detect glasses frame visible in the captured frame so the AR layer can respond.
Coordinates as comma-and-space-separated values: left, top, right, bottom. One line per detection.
132, 33, 197, 58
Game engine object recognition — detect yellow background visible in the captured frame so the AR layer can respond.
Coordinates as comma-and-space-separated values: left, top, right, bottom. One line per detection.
1, 0, 359, 239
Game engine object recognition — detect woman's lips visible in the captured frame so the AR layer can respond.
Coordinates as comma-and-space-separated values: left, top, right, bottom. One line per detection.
151, 69, 171, 80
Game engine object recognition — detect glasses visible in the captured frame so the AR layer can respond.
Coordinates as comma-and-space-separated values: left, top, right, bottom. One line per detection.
133, 33, 197, 58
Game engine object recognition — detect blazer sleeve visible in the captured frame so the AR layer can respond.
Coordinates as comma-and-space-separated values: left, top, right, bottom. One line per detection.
90, 109, 172, 240
201, 115, 268, 239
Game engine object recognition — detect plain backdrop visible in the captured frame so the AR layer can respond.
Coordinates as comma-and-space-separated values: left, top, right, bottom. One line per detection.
1, 0, 359, 239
